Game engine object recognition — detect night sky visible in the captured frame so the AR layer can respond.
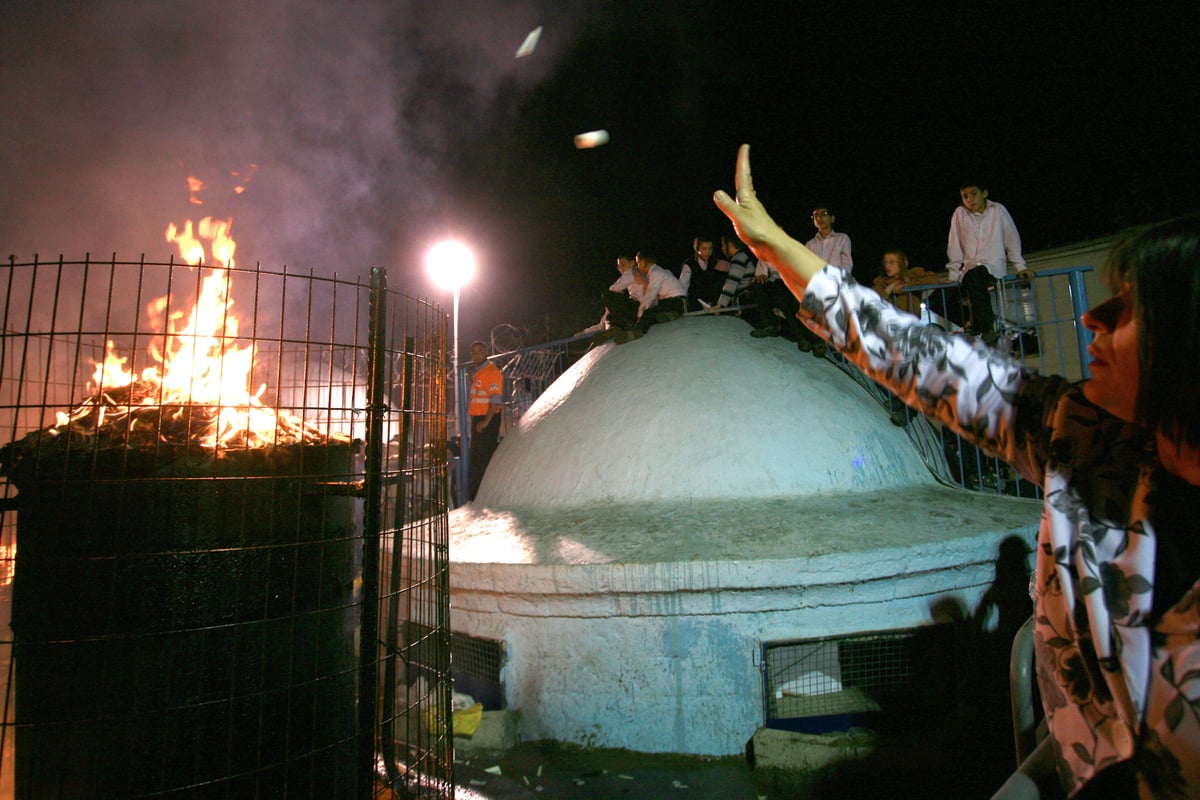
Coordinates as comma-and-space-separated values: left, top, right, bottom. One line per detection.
2, 2, 1197, 351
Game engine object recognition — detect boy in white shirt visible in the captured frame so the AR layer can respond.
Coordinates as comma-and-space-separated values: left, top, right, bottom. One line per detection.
946, 182, 1026, 341
805, 206, 853, 272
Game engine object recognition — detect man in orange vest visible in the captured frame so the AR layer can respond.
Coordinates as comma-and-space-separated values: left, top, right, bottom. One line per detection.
467, 340, 504, 500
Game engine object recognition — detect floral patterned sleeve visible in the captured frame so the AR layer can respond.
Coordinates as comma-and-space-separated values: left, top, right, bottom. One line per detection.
799, 266, 1072, 486
801, 268, 1200, 795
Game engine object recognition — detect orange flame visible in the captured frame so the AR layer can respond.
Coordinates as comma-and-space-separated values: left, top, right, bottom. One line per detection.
230, 163, 258, 195
70, 216, 323, 449
187, 175, 205, 205
165, 215, 235, 268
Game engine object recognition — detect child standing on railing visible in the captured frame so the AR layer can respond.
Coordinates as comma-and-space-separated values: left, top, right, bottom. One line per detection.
947, 181, 1027, 343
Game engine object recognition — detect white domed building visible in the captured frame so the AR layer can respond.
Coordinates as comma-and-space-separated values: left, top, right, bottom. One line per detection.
448, 315, 1037, 756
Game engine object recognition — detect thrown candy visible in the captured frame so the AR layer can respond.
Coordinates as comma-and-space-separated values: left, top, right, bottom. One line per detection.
516, 26, 542, 57
574, 129, 610, 149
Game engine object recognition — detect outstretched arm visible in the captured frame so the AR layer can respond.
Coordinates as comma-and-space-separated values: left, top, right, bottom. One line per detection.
715, 146, 1055, 482
712, 144, 826, 301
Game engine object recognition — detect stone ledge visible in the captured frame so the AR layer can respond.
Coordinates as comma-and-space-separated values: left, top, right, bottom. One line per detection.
748, 726, 876, 772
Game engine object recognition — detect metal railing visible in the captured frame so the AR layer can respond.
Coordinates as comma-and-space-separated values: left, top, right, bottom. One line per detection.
452, 265, 1095, 504
831, 266, 1095, 498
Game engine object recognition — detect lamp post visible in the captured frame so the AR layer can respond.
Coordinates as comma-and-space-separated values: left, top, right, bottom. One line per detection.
425, 240, 476, 504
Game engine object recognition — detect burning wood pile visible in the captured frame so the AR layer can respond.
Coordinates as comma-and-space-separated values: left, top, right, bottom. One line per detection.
3, 218, 352, 479
1, 374, 350, 480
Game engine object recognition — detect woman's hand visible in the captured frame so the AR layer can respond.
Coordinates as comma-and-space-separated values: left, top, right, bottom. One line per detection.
713, 145, 827, 296
712, 144, 787, 260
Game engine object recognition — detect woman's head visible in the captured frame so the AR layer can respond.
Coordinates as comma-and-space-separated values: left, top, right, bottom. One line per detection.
881, 250, 908, 279
1090, 213, 1200, 448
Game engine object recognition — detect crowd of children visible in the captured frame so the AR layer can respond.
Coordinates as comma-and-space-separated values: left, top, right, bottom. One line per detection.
597, 179, 1028, 350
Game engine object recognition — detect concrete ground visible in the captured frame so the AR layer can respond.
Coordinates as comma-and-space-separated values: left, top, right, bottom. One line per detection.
452, 693, 1019, 800
454, 739, 814, 800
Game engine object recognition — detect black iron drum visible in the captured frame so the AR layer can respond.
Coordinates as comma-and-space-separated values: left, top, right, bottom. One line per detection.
9, 444, 361, 799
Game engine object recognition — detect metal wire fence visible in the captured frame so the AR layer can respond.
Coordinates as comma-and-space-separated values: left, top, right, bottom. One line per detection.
0, 255, 453, 799
824, 266, 1095, 500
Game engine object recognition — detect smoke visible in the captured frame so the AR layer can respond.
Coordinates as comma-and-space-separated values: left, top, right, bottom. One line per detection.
0, 0, 585, 283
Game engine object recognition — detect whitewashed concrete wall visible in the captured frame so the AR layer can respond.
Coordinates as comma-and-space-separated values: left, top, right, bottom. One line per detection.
450, 317, 1041, 755
450, 515, 1036, 755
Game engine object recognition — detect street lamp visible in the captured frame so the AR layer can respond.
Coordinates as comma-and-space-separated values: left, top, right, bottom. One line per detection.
425, 240, 476, 502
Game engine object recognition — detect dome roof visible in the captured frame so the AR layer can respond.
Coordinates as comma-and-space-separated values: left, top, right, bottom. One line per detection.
475, 315, 936, 508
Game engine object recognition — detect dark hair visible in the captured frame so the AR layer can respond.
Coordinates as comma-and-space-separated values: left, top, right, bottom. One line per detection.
720, 234, 743, 251
1103, 213, 1200, 448
959, 180, 987, 192
635, 251, 657, 264
470, 340, 488, 351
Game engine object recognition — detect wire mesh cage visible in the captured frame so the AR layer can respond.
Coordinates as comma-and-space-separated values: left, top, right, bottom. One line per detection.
762, 626, 959, 736
0, 255, 454, 799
